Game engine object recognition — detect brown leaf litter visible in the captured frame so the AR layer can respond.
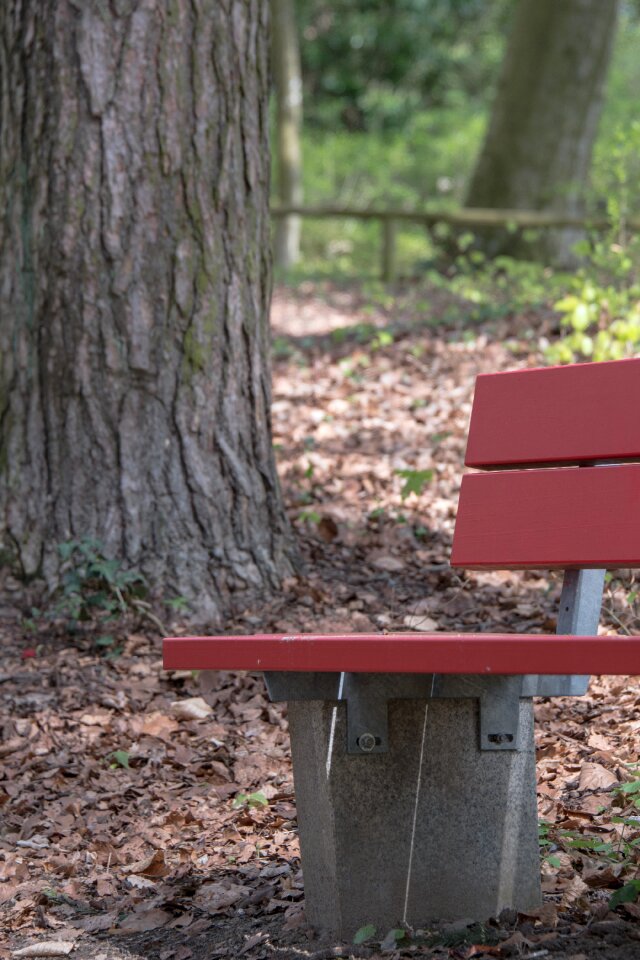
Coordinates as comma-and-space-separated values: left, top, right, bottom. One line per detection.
1, 281, 640, 960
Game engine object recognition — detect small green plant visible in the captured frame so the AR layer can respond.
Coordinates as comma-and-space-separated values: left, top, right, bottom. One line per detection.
21, 607, 42, 635
538, 820, 562, 868
330, 322, 394, 349
164, 595, 190, 614
542, 768, 640, 910
380, 928, 407, 951
353, 924, 376, 945
547, 284, 640, 364
610, 879, 640, 909
56, 538, 146, 624
546, 122, 640, 364
232, 790, 268, 810
395, 468, 433, 500
339, 354, 369, 381
299, 509, 321, 524
559, 773, 640, 868
110, 750, 130, 769
272, 336, 293, 359
371, 330, 394, 350
94, 634, 123, 660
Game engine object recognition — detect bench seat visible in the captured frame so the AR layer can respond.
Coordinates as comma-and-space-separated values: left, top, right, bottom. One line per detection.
163, 632, 640, 675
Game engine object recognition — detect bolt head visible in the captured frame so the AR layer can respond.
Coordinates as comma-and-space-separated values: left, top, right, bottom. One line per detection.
357, 732, 376, 752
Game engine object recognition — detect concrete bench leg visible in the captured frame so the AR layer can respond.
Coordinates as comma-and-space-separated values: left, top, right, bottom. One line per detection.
287, 697, 541, 940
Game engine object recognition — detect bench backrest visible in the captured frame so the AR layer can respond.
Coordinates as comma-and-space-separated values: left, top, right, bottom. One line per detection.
451, 357, 640, 571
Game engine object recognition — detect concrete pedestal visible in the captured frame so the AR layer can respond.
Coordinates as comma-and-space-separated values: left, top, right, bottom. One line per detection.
288, 697, 541, 940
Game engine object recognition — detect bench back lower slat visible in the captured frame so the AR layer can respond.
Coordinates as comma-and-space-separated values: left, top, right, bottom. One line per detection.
451, 463, 640, 570
465, 358, 640, 469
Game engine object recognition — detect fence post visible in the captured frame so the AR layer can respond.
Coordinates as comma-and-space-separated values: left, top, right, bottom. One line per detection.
381, 218, 397, 282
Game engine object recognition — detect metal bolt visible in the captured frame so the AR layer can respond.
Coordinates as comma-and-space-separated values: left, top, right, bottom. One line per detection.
357, 732, 377, 753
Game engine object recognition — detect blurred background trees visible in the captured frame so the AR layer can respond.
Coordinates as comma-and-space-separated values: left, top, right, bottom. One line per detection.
275, 0, 640, 275
272, 0, 304, 268
466, 0, 619, 265
298, 0, 508, 132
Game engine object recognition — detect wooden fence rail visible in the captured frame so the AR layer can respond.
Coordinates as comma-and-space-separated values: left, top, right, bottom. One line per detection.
270, 204, 640, 281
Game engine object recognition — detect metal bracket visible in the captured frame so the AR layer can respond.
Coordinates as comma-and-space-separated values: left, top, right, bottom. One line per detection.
265, 671, 524, 754
523, 567, 606, 697
263, 566, 606, 757
478, 676, 522, 750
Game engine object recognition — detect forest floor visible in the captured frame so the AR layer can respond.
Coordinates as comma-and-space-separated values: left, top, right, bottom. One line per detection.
1, 280, 640, 960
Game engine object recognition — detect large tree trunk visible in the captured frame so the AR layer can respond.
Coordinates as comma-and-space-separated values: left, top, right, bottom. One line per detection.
0, 0, 293, 623
465, 0, 619, 265
272, 0, 303, 270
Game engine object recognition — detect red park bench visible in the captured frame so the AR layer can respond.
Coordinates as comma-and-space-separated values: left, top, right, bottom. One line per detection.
164, 357, 640, 940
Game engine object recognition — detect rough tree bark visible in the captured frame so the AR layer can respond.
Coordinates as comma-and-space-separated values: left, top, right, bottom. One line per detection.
0, 0, 294, 622
465, 0, 619, 265
272, 0, 303, 270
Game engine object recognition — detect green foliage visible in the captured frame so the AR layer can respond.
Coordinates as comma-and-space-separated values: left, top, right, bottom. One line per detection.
610, 880, 640, 909
164, 595, 190, 614
272, 6, 640, 282
94, 634, 123, 660
21, 607, 42, 635
299, 509, 322, 524
540, 768, 640, 911
110, 750, 130, 769
395, 468, 433, 500
548, 284, 640, 364
292, 106, 486, 278
232, 791, 268, 810
353, 924, 376, 945
538, 820, 562, 869
380, 928, 407, 951
56, 538, 146, 624
298, 0, 509, 131
545, 120, 640, 364
331, 322, 394, 348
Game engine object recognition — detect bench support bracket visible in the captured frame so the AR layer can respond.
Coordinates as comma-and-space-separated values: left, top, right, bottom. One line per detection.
264, 672, 525, 753
265, 566, 605, 755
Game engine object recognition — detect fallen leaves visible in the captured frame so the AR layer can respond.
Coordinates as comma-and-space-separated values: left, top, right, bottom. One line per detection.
2, 282, 640, 959
111, 907, 173, 934
141, 712, 179, 739
169, 697, 213, 721
371, 554, 405, 573
194, 881, 247, 914
121, 849, 170, 878
12, 944, 75, 958
560, 875, 589, 909
403, 614, 438, 632
578, 762, 619, 791
519, 902, 559, 927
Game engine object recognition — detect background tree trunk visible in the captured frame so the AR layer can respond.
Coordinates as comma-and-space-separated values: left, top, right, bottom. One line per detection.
272, 0, 303, 270
465, 0, 619, 265
0, 0, 293, 623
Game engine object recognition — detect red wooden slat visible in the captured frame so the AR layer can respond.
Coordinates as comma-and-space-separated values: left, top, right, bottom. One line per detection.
163, 633, 640, 675
451, 463, 640, 569
465, 358, 640, 469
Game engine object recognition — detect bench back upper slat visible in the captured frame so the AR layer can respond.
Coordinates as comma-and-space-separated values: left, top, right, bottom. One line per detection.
451, 463, 640, 570
465, 358, 640, 469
